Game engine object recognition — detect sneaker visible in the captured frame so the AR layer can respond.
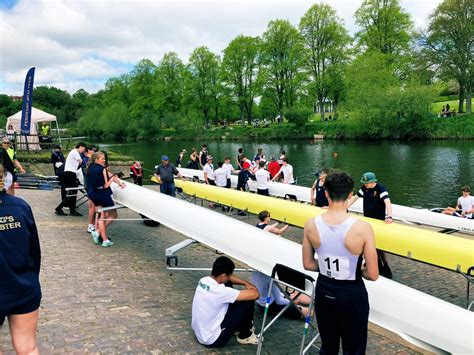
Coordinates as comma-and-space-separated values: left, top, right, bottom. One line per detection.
91, 230, 100, 245
87, 225, 96, 233
55, 209, 67, 216
102, 240, 114, 248
69, 211, 83, 217
236, 332, 258, 345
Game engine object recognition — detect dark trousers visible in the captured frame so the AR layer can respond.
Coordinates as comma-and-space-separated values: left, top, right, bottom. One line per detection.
133, 176, 143, 186
226, 178, 231, 188
55, 171, 78, 212
257, 188, 269, 196
160, 182, 176, 197
208, 300, 255, 348
315, 276, 369, 355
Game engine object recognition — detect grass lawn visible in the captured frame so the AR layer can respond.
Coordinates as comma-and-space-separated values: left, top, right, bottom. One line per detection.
432, 99, 459, 114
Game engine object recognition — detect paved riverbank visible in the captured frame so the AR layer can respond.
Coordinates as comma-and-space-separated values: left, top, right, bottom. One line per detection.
2, 188, 464, 353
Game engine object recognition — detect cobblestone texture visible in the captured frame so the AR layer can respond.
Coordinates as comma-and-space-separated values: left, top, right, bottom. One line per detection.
1, 187, 463, 353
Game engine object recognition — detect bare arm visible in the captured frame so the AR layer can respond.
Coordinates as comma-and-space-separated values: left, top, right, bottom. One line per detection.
310, 181, 316, 205
271, 168, 282, 181
203, 171, 209, 184
302, 219, 319, 272
266, 223, 289, 235
347, 195, 359, 208
360, 222, 379, 281
230, 275, 259, 301
14, 159, 25, 173
384, 198, 393, 224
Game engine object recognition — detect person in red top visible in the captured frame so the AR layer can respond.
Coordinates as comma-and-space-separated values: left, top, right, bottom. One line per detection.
267, 156, 280, 179
129, 161, 143, 186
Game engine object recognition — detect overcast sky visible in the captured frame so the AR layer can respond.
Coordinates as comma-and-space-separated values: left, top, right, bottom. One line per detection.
0, 0, 441, 95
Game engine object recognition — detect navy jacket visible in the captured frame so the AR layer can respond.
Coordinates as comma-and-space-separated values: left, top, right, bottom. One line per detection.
0, 191, 41, 312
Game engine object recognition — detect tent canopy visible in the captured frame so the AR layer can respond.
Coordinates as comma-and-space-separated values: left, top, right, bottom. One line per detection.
6, 107, 58, 150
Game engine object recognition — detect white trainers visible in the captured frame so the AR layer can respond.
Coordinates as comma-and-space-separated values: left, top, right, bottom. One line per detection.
91, 230, 100, 245
87, 225, 96, 233
236, 332, 258, 345
102, 239, 114, 247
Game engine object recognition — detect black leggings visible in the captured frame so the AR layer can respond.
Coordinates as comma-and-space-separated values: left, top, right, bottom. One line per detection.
315, 276, 369, 355
208, 300, 255, 348
55, 171, 78, 212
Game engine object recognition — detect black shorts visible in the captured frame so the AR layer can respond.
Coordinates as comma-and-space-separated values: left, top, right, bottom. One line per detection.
0, 292, 41, 327
208, 179, 216, 186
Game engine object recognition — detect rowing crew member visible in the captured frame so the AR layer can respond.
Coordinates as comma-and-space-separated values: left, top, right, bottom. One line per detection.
0, 165, 42, 354
310, 168, 329, 208
191, 256, 259, 347
442, 185, 473, 218
303, 170, 379, 354
154, 155, 184, 197
348, 172, 393, 279
271, 157, 294, 184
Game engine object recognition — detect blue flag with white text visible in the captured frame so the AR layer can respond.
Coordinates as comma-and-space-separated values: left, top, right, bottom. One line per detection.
20, 67, 35, 135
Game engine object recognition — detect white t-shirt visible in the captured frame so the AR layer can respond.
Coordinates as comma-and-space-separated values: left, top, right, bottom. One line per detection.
223, 162, 234, 174
457, 195, 474, 218
191, 276, 239, 345
278, 164, 294, 184
203, 163, 215, 181
255, 169, 270, 190
214, 167, 229, 187
251, 271, 289, 307
64, 149, 82, 173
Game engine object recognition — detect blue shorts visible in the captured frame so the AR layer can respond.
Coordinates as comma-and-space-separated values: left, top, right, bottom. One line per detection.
88, 189, 114, 207
0, 292, 41, 326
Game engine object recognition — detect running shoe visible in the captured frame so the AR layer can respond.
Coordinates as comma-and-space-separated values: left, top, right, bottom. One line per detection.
87, 225, 96, 233
236, 332, 258, 345
91, 230, 100, 245
102, 240, 114, 248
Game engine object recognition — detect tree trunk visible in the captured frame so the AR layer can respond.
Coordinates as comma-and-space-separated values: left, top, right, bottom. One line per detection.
458, 84, 465, 113
466, 87, 472, 114
319, 95, 325, 121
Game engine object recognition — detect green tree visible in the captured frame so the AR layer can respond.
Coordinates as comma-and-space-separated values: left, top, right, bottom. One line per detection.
188, 46, 220, 128
299, 3, 350, 120
420, 0, 473, 113
355, 0, 413, 56
153, 52, 185, 127
33, 86, 73, 123
261, 19, 304, 122
222, 35, 261, 125
103, 75, 130, 107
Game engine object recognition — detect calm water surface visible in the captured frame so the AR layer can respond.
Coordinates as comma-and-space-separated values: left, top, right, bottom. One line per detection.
101, 140, 473, 209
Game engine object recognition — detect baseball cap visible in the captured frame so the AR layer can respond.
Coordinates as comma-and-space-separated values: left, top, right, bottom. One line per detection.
361, 172, 377, 184
207, 155, 213, 161
161, 155, 169, 161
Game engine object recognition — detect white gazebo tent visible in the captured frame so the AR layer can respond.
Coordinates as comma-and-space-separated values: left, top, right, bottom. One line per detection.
6, 107, 59, 150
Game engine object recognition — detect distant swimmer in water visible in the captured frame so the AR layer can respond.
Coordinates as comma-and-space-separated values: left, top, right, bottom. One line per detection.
442, 186, 474, 218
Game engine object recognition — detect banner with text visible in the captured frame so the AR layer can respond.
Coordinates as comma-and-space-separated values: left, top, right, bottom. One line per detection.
20, 67, 35, 135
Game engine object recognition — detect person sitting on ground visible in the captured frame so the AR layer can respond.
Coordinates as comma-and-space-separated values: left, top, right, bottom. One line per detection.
267, 156, 280, 180
255, 161, 270, 196
256, 210, 289, 234
176, 149, 187, 168
348, 172, 393, 278
154, 155, 183, 197
442, 185, 473, 218
50, 145, 65, 176
192, 256, 259, 347
0, 165, 42, 355
310, 168, 329, 208
54, 142, 86, 216
87, 152, 125, 247
272, 158, 294, 184
303, 170, 379, 354
252, 210, 309, 319
2, 137, 26, 196
129, 161, 143, 186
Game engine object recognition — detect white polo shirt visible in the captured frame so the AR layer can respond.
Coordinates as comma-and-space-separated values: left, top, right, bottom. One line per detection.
191, 276, 239, 345
214, 167, 229, 187
255, 168, 270, 190
64, 149, 82, 173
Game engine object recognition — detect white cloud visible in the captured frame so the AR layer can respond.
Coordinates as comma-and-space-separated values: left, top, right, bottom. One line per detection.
0, 0, 441, 95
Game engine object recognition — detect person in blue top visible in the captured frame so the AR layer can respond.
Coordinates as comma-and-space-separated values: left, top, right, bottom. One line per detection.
348, 172, 394, 278
50, 145, 65, 176
0, 165, 42, 354
86, 152, 125, 247
311, 168, 329, 208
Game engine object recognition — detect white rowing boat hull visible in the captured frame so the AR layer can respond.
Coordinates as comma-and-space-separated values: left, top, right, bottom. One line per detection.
112, 181, 473, 354
178, 168, 474, 234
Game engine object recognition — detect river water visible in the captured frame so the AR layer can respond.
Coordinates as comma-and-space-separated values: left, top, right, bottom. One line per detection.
101, 140, 473, 209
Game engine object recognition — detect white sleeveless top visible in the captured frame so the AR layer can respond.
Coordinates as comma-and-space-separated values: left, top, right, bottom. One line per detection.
314, 215, 361, 281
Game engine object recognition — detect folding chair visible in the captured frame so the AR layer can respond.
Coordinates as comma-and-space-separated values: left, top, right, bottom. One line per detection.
256, 263, 319, 355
